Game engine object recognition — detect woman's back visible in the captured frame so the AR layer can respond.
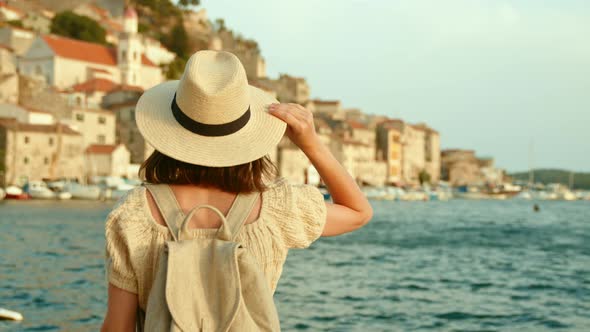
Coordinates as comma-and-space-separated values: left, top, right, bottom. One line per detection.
147, 184, 262, 229
105, 180, 327, 310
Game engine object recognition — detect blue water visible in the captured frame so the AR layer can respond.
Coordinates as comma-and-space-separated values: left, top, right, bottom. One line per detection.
1, 199, 589, 331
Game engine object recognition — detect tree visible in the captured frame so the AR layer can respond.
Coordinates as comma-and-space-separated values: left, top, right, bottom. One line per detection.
51, 11, 107, 45
164, 57, 187, 79
178, 0, 200, 7
419, 169, 431, 185
161, 22, 189, 58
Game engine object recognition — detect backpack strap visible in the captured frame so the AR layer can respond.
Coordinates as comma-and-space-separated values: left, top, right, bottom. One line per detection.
216, 192, 259, 242
143, 183, 182, 241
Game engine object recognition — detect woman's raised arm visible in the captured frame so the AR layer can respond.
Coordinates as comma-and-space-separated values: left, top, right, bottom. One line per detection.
269, 103, 373, 236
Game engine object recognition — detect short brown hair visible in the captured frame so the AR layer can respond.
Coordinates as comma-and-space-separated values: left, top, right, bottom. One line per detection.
139, 150, 277, 193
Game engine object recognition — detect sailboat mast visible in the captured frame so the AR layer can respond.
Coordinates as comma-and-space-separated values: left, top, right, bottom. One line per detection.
528, 140, 534, 187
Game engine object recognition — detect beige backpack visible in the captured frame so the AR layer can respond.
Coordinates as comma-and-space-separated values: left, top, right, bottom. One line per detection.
141, 184, 281, 332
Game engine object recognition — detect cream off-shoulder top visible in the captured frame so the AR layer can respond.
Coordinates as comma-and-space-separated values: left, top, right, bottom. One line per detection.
104, 179, 327, 310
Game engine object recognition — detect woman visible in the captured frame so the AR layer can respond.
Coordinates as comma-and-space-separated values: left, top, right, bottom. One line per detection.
101, 51, 372, 331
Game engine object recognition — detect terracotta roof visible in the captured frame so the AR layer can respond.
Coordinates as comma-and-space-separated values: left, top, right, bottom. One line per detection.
347, 120, 367, 130
72, 78, 117, 93
0, 3, 24, 16
44, 35, 117, 66
412, 123, 439, 134
85, 144, 119, 154
141, 54, 157, 67
0, 43, 13, 52
88, 4, 110, 19
0, 117, 80, 135
109, 84, 144, 93
43, 34, 158, 68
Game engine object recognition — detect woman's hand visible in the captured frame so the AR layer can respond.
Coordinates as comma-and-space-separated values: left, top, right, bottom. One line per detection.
268, 102, 372, 236
268, 103, 321, 153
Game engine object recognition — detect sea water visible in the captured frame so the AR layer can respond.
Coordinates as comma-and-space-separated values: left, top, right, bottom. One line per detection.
1, 199, 589, 331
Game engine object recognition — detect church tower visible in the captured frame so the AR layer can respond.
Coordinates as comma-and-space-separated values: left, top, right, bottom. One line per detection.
118, 6, 142, 86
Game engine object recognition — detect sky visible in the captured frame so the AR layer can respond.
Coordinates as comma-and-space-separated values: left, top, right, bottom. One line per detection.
195, 0, 590, 172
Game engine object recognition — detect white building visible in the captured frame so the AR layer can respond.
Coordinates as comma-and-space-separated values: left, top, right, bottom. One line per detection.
18, 7, 163, 91
0, 104, 55, 125
85, 144, 130, 177
0, 2, 24, 21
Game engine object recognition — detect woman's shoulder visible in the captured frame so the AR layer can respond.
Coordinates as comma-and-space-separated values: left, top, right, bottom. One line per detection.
105, 186, 153, 234
263, 177, 325, 207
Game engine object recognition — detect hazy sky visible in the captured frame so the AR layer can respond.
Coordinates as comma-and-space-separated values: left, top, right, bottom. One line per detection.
196, 0, 590, 172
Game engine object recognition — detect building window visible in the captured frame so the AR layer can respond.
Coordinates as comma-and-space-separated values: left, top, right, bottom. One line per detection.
24, 157, 29, 164
121, 50, 127, 59
49, 137, 54, 146
97, 135, 106, 144
44, 157, 49, 165
35, 65, 42, 75
24, 136, 30, 144
76, 113, 84, 121
133, 51, 137, 61
76, 96, 83, 106
98, 116, 106, 124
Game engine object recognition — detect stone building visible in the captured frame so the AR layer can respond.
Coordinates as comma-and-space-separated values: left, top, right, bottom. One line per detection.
259, 74, 310, 104
18, 8, 163, 90
0, 104, 54, 125
329, 137, 387, 186
414, 123, 441, 184
65, 108, 116, 148
308, 99, 345, 120
376, 122, 403, 185
0, 45, 18, 104
441, 149, 480, 186
0, 26, 35, 56
376, 119, 440, 186
85, 143, 130, 177
102, 85, 152, 164
21, 10, 54, 34
0, 117, 84, 186
210, 29, 266, 79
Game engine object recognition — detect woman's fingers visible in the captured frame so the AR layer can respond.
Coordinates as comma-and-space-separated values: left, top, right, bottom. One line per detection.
268, 104, 301, 127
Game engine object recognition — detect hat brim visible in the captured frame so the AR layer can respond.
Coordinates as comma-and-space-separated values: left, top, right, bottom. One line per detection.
135, 80, 287, 167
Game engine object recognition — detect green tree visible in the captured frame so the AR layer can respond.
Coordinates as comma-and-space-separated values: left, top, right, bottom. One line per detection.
161, 22, 189, 58
6, 20, 23, 28
178, 0, 200, 7
164, 57, 187, 79
51, 11, 107, 45
419, 169, 431, 185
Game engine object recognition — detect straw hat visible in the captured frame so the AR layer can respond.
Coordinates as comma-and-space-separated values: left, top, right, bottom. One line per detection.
135, 50, 286, 167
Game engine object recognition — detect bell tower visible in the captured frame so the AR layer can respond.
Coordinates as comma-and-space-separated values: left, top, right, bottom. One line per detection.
117, 6, 142, 86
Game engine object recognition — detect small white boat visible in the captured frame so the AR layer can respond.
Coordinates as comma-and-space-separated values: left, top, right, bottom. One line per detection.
65, 183, 102, 200
27, 181, 56, 199
0, 307, 23, 321
56, 191, 72, 200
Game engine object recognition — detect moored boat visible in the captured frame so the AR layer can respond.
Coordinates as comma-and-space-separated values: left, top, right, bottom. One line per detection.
4, 186, 30, 200
26, 181, 56, 199
65, 183, 102, 200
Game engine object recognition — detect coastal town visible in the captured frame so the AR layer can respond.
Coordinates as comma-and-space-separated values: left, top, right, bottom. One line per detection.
0, 0, 585, 201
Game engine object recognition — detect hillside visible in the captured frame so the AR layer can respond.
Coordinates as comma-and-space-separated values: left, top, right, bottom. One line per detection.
510, 169, 590, 190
